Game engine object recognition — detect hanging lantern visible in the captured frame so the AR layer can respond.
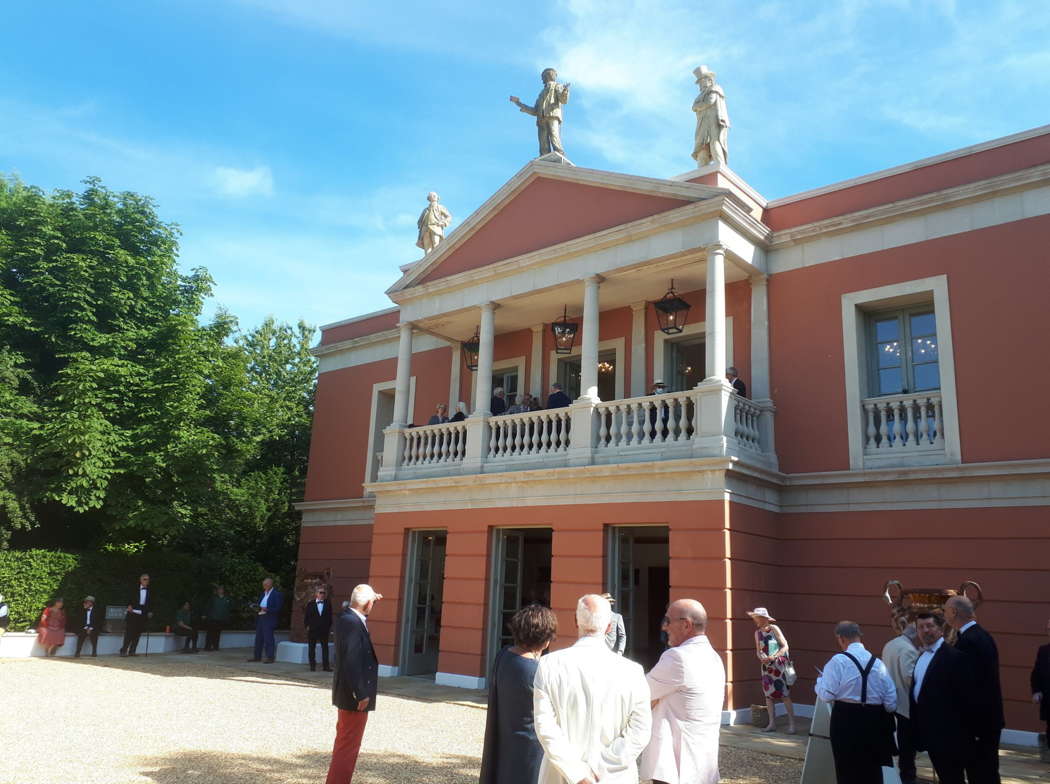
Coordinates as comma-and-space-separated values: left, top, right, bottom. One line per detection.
462, 327, 480, 372
550, 305, 578, 355
653, 280, 691, 335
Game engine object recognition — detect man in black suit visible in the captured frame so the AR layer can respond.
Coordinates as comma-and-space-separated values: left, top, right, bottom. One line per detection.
1031, 617, 1050, 761
326, 583, 382, 784
305, 586, 333, 672
120, 574, 151, 657
726, 366, 747, 397
74, 595, 104, 657
945, 595, 1004, 783
545, 382, 571, 409
910, 611, 972, 784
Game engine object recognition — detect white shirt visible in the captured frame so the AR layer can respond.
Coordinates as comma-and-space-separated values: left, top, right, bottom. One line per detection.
132, 585, 147, 614
260, 589, 271, 608
533, 635, 652, 784
912, 637, 944, 701
0, 604, 8, 618
959, 620, 977, 635
815, 642, 896, 711
351, 608, 367, 628
84, 607, 95, 628
640, 634, 726, 784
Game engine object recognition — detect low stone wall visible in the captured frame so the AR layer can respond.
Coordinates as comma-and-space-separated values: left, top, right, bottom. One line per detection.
0, 630, 290, 658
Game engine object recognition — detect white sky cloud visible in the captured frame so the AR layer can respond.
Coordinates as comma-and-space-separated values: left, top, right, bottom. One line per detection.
211, 165, 275, 198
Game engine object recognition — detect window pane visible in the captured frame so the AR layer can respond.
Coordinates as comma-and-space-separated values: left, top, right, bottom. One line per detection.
879, 367, 903, 395
875, 318, 900, 342
912, 335, 938, 362
877, 340, 901, 368
913, 363, 940, 391
910, 312, 936, 336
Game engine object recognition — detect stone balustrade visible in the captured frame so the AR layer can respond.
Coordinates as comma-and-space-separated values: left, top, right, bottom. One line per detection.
488, 409, 571, 458
862, 391, 944, 455
402, 421, 468, 467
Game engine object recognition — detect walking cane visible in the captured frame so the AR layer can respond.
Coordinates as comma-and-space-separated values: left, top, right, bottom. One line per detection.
144, 616, 150, 657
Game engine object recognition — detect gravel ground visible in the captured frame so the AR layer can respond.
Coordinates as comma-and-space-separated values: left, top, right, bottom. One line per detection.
0, 655, 801, 784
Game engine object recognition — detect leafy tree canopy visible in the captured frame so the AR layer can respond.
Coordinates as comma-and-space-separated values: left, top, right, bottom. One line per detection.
0, 175, 315, 577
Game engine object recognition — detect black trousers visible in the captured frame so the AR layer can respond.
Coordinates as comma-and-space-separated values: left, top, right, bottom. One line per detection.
829, 702, 890, 784
174, 626, 198, 650
121, 613, 146, 654
894, 713, 916, 781
203, 621, 224, 650
964, 732, 1000, 784
928, 749, 967, 784
75, 628, 99, 656
308, 628, 330, 667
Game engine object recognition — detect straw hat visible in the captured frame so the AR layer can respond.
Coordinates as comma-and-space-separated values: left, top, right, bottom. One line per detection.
746, 607, 775, 622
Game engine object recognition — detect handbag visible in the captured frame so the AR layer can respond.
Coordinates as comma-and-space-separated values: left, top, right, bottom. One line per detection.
783, 658, 798, 686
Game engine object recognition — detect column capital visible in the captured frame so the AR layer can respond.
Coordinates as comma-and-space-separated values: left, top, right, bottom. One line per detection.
749, 273, 769, 287
583, 274, 605, 285
530, 324, 544, 333
704, 242, 727, 257
396, 320, 414, 329
630, 300, 647, 312
479, 301, 500, 313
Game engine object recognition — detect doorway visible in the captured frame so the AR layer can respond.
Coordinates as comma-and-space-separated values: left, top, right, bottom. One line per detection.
401, 530, 447, 676
665, 337, 705, 392
487, 528, 553, 669
368, 388, 395, 483
607, 526, 670, 670
557, 349, 617, 401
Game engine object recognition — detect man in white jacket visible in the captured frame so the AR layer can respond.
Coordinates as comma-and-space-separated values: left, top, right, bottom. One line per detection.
640, 599, 726, 784
534, 594, 652, 784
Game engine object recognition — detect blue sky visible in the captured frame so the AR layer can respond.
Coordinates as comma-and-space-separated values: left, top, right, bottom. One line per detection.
3, 0, 1048, 331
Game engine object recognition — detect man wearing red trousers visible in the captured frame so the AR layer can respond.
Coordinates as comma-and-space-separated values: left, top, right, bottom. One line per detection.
326, 584, 382, 783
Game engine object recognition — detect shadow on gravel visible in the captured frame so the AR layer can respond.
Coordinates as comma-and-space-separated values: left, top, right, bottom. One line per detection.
140, 749, 480, 784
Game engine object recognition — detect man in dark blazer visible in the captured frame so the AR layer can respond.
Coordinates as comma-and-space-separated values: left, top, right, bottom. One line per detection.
326, 583, 382, 784
545, 382, 571, 409
305, 586, 333, 672
945, 595, 1004, 782
910, 612, 972, 784
120, 574, 151, 657
1031, 617, 1050, 761
726, 367, 747, 397
249, 576, 283, 663
74, 595, 104, 657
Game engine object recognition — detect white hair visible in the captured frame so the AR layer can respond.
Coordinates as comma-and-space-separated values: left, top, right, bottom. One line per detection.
576, 594, 612, 637
456, 401, 467, 414
350, 584, 378, 607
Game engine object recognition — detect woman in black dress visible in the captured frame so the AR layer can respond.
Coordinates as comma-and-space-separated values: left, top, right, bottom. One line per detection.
479, 604, 558, 784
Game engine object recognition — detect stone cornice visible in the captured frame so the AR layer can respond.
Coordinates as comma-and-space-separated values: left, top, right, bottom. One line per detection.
294, 497, 377, 511
769, 163, 1050, 248
310, 328, 400, 358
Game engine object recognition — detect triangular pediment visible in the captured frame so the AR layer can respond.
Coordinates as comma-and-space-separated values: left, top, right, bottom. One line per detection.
390, 161, 729, 293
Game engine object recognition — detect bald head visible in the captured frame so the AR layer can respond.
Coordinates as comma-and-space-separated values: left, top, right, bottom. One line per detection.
943, 595, 975, 630
664, 599, 708, 646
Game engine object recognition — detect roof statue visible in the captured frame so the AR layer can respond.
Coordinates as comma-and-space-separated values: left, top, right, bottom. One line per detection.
416, 192, 452, 254
691, 65, 730, 167
509, 68, 573, 164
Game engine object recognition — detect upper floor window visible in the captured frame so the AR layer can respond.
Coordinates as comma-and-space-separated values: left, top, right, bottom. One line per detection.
868, 308, 940, 396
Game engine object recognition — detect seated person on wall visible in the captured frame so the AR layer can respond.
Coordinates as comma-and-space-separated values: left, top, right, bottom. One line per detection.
174, 601, 199, 653
75, 595, 105, 658
202, 584, 232, 651
37, 598, 67, 657
0, 593, 9, 636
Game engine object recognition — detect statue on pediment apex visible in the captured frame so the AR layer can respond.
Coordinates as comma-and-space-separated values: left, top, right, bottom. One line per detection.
691, 65, 730, 167
510, 67, 571, 158
416, 192, 452, 254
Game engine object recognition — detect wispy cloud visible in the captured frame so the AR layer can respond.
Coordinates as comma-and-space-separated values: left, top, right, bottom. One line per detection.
212, 165, 275, 198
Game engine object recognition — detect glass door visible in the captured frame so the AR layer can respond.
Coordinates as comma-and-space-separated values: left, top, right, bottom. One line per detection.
402, 530, 446, 676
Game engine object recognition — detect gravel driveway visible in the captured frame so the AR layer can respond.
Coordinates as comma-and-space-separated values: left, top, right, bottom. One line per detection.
0, 654, 800, 784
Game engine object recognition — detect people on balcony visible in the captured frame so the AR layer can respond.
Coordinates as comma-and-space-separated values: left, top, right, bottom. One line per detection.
491, 387, 508, 415
726, 367, 747, 397
546, 383, 571, 409
427, 404, 449, 425
449, 402, 467, 422
506, 395, 527, 415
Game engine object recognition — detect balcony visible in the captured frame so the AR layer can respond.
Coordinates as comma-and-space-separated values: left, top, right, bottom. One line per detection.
861, 390, 947, 468
377, 381, 776, 482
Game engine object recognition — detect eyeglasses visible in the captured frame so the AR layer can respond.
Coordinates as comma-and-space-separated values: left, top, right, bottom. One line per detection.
661, 616, 690, 626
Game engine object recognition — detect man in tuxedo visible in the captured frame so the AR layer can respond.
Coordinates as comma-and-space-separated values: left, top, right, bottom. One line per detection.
305, 586, 333, 672
248, 577, 283, 663
910, 611, 972, 784
326, 584, 382, 784
1031, 617, 1050, 761
945, 595, 1003, 783
75, 595, 104, 657
120, 574, 151, 656
725, 367, 747, 397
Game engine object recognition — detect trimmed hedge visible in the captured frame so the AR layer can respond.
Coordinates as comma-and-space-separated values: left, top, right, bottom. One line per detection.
0, 549, 283, 632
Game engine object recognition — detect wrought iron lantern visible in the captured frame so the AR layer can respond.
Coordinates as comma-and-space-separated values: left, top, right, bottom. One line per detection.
550, 305, 578, 354
653, 280, 691, 335
461, 327, 480, 372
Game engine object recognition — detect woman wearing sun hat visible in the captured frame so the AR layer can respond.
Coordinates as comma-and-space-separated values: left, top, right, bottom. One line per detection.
748, 606, 796, 733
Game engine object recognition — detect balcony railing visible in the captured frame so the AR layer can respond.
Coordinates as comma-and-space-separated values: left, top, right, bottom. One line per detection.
377, 381, 777, 482
861, 390, 946, 466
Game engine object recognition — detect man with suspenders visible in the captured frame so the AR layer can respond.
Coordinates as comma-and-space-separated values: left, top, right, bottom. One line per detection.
815, 621, 898, 784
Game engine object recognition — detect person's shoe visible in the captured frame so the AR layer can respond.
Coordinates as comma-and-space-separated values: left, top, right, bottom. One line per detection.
246, 657, 262, 662
119, 651, 127, 657
310, 663, 316, 671
189, 649, 198, 654
74, 653, 81, 658
91, 653, 97, 657
1039, 732, 1049, 763
177, 649, 188, 654
786, 725, 797, 735
761, 725, 776, 733
263, 658, 275, 663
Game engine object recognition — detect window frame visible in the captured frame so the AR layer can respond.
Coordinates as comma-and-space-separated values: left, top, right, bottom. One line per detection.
865, 305, 941, 397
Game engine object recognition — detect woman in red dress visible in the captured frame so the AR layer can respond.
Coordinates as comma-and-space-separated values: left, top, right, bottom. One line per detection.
37, 598, 67, 656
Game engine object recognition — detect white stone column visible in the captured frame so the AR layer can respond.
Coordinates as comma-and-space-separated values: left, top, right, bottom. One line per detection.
448, 343, 462, 411
473, 302, 496, 416
392, 322, 413, 425
749, 275, 770, 400
630, 301, 646, 398
579, 275, 602, 401
530, 324, 543, 397
704, 243, 727, 381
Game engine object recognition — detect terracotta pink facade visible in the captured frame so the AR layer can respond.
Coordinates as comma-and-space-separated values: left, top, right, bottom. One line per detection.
297, 127, 1050, 738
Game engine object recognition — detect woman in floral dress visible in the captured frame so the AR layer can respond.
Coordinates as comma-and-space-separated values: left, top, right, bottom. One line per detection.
749, 606, 796, 733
